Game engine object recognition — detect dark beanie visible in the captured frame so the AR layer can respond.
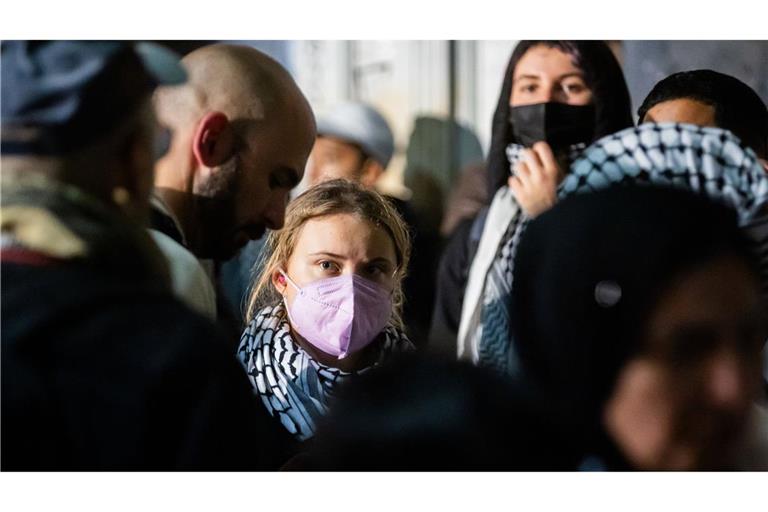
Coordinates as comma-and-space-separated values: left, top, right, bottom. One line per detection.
510, 185, 758, 427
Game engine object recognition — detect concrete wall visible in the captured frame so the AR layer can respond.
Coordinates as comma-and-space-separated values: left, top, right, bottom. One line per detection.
623, 40, 768, 120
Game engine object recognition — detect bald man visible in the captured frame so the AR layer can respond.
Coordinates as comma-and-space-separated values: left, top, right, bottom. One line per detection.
152, 44, 316, 261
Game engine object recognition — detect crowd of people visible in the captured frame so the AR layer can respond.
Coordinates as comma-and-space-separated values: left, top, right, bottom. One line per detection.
2, 40, 767, 471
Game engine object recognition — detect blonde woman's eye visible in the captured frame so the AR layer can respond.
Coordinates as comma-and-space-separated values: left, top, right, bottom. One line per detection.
320, 260, 338, 272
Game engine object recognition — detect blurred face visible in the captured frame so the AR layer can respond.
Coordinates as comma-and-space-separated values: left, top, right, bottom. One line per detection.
510, 45, 593, 107
304, 136, 366, 187
643, 98, 717, 127
122, 100, 158, 226
605, 255, 765, 470
194, 113, 315, 260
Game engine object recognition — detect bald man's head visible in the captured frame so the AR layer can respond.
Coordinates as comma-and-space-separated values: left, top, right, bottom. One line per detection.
153, 44, 316, 260
156, 44, 309, 125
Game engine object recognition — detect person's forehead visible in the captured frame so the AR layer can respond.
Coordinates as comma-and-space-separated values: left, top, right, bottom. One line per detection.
644, 98, 716, 126
295, 214, 395, 256
513, 46, 582, 79
644, 257, 760, 350
315, 135, 361, 154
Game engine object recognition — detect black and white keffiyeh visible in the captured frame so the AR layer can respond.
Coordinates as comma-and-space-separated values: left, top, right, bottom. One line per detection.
237, 304, 413, 441
562, 123, 768, 290
474, 124, 768, 376
561, 123, 768, 219
472, 144, 585, 374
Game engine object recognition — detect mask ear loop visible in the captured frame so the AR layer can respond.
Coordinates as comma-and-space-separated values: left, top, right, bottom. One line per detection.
278, 269, 303, 324
278, 268, 301, 293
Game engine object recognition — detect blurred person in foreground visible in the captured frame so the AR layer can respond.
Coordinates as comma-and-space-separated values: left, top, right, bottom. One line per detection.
1, 41, 291, 470
636, 69, 768, 400
511, 186, 766, 470
292, 355, 580, 471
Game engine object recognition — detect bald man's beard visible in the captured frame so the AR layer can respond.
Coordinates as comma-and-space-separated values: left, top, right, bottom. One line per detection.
192, 154, 243, 260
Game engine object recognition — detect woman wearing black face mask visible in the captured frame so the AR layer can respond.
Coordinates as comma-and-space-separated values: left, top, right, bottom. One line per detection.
488, 41, 633, 200
427, 41, 632, 369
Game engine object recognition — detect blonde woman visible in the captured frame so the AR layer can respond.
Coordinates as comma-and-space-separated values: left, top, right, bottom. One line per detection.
237, 179, 414, 442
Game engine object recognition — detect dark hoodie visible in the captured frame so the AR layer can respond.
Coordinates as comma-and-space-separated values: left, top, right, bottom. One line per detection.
485, 40, 633, 198
1, 179, 294, 470
510, 185, 761, 469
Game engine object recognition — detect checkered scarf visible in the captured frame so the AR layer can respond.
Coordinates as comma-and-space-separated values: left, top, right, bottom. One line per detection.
472, 144, 583, 374
475, 124, 768, 375
237, 304, 413, 441
562, 123, 768, 290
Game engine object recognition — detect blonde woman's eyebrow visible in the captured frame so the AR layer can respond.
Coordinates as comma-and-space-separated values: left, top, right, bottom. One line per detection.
308, 251, 346, 259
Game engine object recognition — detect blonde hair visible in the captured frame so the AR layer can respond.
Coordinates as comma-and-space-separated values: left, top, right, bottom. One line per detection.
246, 179, 411, 329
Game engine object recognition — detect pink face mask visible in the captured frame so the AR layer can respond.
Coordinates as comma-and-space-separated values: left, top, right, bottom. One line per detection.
280, 270, 393, 359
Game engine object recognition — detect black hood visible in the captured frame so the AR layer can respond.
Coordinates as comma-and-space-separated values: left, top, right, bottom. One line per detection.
486, 41, 634, 198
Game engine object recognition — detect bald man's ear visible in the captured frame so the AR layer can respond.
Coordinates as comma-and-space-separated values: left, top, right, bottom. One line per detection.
192, 112, 235, 168
359, 159, 385, 189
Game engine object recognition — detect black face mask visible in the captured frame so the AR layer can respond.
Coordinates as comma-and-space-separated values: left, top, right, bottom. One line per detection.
509, 102, 596, 150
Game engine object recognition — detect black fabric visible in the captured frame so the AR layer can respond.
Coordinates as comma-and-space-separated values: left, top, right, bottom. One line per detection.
427, 208, 489, 353
149, 205, 184, 245
1, 261, 296, 470
509, 186, 760, 465
389, 196, 439, 347
150, 203, 243, 352
486, 41, 634, 198
509, 102, 596, 150
427, 217, 475, 355
302, 355, 583, 471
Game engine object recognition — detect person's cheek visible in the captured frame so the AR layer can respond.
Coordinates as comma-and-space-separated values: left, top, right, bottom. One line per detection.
605, 359, 681, 469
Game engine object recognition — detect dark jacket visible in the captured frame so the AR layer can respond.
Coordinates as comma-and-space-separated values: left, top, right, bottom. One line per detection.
427, 212, 486, 355
1, 183, 293, 470
150, 201, 243, 352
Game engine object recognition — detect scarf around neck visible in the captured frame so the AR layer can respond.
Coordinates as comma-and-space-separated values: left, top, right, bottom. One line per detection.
561, 123, 768, 292
237, 304, 414, 441
460, 143, 584, 374
469, 124, 768, 376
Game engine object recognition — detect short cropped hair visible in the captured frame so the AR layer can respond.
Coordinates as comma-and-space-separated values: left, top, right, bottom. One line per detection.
638, 69, 768, 158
